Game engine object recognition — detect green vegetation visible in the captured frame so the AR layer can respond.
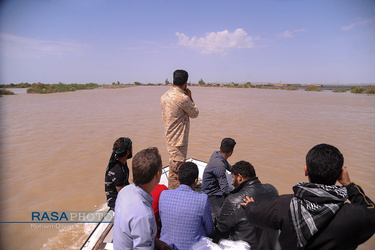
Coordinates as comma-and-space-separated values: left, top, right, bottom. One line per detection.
198, 79, 206, 86
350, 86, 366, 93
230, 83, 253, 88
332, 88, 347, 93
366, 86, 375, 94
285, 86, 299, 91
104, 83, 132, 88
305, 85, 321, 91
350, 86, 375, 94
0, 82, 31, 88
245, 82, 252, 88
0, 88, 15, 96
27, 82, 99, 94
253, 84, 278, 89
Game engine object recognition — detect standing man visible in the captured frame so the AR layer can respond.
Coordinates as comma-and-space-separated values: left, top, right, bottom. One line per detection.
113, 147, 171, 250
242, 143, 375, 249
202, 138, 236, 218
215, 161, 279, 249
159, 162, 214, 250
161, 69, 199, 189
104, 137, 132, 210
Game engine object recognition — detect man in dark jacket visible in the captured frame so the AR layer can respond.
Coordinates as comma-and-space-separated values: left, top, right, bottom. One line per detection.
202, 138, 236, 218
242, 143, 375, 250
215, 160, 279, 249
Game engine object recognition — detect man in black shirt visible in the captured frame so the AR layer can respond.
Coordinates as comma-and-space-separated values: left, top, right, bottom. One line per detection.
105, 137, 133, 210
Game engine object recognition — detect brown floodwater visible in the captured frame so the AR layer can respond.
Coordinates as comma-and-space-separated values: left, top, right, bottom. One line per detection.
0, 86, 374, 249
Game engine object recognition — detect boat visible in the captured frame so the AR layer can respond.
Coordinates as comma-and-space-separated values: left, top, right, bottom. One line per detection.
81, 158, 233, 250
80, 209, 114, 250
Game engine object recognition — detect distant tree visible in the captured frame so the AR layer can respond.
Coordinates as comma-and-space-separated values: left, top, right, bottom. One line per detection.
165, 78, 170, 85
134, 82, 142, 86
198, 79, 206, 86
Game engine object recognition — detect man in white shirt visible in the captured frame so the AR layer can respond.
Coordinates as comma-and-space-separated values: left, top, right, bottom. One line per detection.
113, 147, 171, 249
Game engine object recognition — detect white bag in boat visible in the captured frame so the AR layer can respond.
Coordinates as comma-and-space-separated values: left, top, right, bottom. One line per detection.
190, 237, 251, 250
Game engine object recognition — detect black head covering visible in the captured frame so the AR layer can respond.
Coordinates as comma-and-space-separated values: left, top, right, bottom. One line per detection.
106, 137, 132, 172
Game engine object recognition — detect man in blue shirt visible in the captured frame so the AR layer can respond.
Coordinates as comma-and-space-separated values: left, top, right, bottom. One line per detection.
159, 162, 214, 250
113, 147, 171, 250
202, 138, 236, 219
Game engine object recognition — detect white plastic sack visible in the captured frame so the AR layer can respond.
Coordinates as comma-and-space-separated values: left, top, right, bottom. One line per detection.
190, 237, 222, 250
219, 239, 250, 250
190, 237, 250, 250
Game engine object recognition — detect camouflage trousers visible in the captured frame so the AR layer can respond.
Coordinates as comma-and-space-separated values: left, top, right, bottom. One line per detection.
167, 145, 188, 189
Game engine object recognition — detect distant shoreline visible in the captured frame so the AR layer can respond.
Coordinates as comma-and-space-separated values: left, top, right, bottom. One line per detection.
1, 82, 375, 95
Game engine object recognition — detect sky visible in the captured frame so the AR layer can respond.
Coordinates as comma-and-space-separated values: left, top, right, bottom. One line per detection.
0, 0, 374, 85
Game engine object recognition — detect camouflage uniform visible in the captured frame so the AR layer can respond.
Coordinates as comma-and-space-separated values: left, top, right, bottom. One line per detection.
161, 87, 199, 189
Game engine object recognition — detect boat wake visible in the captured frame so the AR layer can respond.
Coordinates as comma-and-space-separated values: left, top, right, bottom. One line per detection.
40, 203, 109, 249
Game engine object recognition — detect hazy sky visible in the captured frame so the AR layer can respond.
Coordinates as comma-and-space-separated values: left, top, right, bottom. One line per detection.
1, 0, 374, 85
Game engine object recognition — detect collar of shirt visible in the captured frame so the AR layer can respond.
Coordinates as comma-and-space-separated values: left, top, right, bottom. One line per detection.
231, 177, 260, 194
176, 184, 194, 192
133, 184, 154, 204
213, 151, 231, 171
171, 86, 185, 94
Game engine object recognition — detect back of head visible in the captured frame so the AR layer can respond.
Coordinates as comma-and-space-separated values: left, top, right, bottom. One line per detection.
173, 69, 188, 86
106, 137, 132, 173
231, 161, 256, 179
178, 162, 199, 186
220, 138, 236, 154
132, 147, 162, 186
306, 143, 344, 185
113, 137, 132, 158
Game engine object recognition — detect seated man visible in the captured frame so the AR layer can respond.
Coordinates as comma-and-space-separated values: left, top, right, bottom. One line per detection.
113, 147, 171, 249
202, 138, 236, 219
151, 184, 168, 238
104, 137, 132, 210
159, 162, 214, 250
215, 160, 279, 249
242, 143, 375, 249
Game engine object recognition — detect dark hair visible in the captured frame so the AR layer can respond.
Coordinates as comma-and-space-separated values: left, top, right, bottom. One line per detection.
220, 138, 236, 154
106, 137, 132, 173
231, 161, 256, 179
178, 162, 199, 186
132, 147, 162, 186
113, 137, 132, 158
306, 144, 344, 185
173, 69, 189, 86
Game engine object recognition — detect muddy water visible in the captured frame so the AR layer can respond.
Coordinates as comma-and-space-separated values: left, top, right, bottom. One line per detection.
1, 86, 374, 249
